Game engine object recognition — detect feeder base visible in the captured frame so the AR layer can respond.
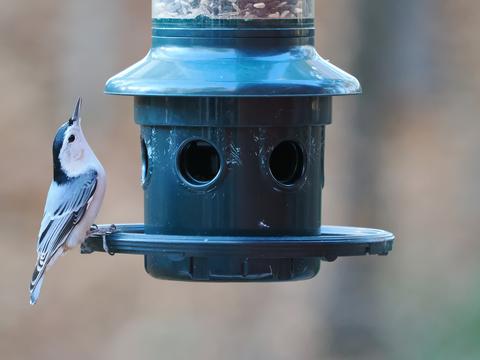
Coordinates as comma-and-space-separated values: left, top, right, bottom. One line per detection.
82, 224, 394, 282
145, 255, 320, 282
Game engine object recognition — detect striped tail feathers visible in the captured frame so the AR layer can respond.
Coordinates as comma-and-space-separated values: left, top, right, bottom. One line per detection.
30, 265, 46, 305
30, 247, 64, 305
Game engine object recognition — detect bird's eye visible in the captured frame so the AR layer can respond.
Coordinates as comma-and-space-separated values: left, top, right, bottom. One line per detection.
68, 135, 76, 143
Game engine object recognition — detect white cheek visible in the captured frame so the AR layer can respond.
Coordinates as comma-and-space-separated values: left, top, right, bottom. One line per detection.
59, 147, 70, 163
60, 143, 86, 177
73, 148, 84, 161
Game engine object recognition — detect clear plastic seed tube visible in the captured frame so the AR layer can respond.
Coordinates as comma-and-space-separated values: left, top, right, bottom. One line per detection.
152, 0, 314, 20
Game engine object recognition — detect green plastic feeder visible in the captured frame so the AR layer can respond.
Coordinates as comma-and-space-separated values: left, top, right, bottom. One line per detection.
83, 0, 394, 282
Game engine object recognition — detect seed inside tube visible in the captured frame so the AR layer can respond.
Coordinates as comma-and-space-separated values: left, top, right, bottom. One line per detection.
152, 0, 314, 19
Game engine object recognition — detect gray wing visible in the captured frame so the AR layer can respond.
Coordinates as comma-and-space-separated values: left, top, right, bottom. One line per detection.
31, 171, 97, 288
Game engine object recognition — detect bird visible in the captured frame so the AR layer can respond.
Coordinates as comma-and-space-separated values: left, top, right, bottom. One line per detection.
29, 98, 107, 305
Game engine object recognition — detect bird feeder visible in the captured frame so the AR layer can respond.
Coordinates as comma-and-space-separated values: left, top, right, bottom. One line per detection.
82, 0, 394, 281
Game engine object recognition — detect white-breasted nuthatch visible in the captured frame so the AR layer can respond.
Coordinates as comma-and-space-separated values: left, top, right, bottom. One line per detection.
29, 98, 107, 305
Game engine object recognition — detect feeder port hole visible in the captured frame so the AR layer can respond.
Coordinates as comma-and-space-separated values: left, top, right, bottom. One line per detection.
177, 139, 222, 187
269, 140, 305, 187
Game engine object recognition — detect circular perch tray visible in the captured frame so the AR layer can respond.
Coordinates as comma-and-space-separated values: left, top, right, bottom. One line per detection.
82, 224, 394, 282
82, 224, 394, 260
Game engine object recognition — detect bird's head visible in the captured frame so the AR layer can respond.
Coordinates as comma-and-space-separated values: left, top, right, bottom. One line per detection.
53, 98, 95, 181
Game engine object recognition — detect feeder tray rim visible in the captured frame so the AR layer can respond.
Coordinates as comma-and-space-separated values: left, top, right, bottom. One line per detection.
82, 224, 394, 259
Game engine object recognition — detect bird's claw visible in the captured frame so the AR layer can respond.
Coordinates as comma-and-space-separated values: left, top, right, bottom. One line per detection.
102, 224, 116, 256
102, 234, 115, 256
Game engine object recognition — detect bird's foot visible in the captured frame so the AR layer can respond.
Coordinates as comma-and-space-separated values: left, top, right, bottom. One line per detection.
88, 224, 117, 256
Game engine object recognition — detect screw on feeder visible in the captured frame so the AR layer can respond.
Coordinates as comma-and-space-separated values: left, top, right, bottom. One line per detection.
83, 0, 395, 282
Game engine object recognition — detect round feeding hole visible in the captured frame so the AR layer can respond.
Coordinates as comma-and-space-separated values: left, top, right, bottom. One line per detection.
269, 141, 305, 186
178, 140, 221, 187
141, 136, 150, 187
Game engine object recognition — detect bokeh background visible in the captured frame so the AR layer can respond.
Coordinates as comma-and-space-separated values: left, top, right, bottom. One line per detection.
1, 0, 479, 359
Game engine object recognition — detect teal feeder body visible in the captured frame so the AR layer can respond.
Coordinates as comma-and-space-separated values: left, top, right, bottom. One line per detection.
136, 96, 328, 280
89, 11, 394, 281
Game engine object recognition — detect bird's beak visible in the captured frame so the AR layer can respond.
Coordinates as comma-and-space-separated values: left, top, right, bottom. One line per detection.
71, 97, 82, 125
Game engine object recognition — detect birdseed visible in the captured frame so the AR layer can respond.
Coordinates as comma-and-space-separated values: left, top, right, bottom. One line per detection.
152, 0, 313, 20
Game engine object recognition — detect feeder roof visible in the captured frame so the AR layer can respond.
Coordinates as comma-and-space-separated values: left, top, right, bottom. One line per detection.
105, 45, 361, 97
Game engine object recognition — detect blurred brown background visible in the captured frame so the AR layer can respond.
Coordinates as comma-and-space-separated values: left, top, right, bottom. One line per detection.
1, 0, 479, 359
